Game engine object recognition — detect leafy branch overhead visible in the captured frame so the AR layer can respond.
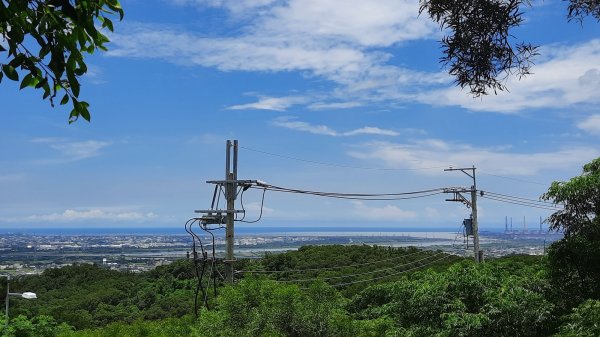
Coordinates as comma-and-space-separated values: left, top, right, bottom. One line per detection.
419, 0, 538, 97
0, 0, 123, 123
419, 0, 600, 97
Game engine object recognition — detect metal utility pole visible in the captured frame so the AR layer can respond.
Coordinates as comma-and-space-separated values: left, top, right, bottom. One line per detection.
445, 166, 481, 263
225, 140, 238, 284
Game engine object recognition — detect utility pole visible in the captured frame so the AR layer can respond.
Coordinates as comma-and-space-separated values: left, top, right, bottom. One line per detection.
225, 140, 238, 284
444, 166, 481, 263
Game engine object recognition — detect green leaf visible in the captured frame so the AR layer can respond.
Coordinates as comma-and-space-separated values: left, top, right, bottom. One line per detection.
35, 77, 48, 89
69, 109, 79, 124
102, 18, 114, 32
80, 105, 91, 122
60, 94, 69, 105
69, 75, 80, 97
2, 64, 19, 81
19, 73, 33, 89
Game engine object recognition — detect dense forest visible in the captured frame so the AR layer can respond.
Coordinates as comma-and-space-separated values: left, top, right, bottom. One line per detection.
1, 159, 599, 337
0, 246, 598, 337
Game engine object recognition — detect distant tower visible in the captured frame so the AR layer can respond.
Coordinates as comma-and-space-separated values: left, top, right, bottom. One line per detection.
523, 216, 527, 233
505, 216, 508, 232
102, 258, 107, 265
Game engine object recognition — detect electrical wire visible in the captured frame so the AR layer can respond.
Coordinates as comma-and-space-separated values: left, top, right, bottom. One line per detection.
480, 173, 548, 186
482, 194, 562, 211
236, 249, 426, 274
482, 191, 559, 205
254, 184, 445, 201
328, 254, 458, 288
279, 251, 446, 283
184, 218, 207, 317
238, 188, 267, 223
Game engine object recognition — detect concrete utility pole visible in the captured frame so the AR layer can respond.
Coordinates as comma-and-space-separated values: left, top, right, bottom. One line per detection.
445, 166, 482, 263
225, 140, 238, 284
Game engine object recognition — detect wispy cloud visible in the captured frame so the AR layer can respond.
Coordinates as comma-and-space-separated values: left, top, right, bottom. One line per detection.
107, 1, 441, 109
23, 209, 157, 222
349, 140, 600, 176
577, 114, 600, 135
418, 40, 600, 113
308, 101, 363, 110
0, 173, 25, 183
271, 117, 399, 137
228, 96, 308, 111
30, 138, 112, 163
351, 200, 417, 221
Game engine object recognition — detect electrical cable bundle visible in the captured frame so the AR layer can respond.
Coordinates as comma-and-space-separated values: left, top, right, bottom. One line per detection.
254, 183, 446, 201
480, 190, 564, 211
184, 218, 221, 316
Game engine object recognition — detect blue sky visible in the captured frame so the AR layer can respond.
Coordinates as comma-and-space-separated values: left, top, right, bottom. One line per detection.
1, 0, 600, 231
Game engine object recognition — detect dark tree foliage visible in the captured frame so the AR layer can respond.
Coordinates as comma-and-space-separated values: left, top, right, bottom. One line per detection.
0, 0, 123, 123
541, 157, 600, 238
419, 0, 538, 96
542, 157, 600, 309
567, 0, 600, 22
420, 0, 600, 97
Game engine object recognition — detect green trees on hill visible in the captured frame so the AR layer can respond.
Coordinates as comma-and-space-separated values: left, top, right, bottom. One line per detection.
1, 249, 599, 337
542, 157, 600, 309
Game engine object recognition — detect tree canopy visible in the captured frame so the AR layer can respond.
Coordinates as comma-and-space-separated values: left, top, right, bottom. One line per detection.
542, 157, 600, 308
420, 0, 600, 96
0, 0, 123, 123
542, 157, 600, 238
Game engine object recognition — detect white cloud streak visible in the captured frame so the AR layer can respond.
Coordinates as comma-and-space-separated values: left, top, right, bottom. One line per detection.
271, 117, 399, 136
228, 96, 308, 111
23, 209, 157, 222
577, 114, 600, 135
348, 140, 600, 176
351, 201, 417, 221
107, 1, 441, 108
418, 40, 600, 113
30, 138, 111, 163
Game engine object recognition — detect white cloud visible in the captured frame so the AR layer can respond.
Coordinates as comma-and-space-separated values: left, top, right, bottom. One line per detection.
30, 138, 111, 163
344, 127, 400, 137
308, 101, 363, 110
424, 206, 440, 219
418, 40, 600, 113
168, 0, 278, 13
107, 1, 440, 108
243, 202, 275, 214
351, 201, 417, 221
23, 209, 157, 222
577, 114, 600, 135
228, 96, 308, 111
348, 140, 600, 176
271, 117, 399, 136
272, 117, 338, 136
0, 173, 25, 183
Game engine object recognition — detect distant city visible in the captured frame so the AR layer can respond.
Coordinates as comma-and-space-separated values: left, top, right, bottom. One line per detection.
0, 226, 563, 276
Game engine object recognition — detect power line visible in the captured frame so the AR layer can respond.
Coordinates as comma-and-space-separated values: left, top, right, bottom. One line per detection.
481, 195, 562, 211
279, 251, 446, 283
236, 249, 427, 274
328, 254, 458, 288
255, 183, 446, 201
480, 173, 548, 186
240, 145, 450, 171
483, 191, 558, 205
